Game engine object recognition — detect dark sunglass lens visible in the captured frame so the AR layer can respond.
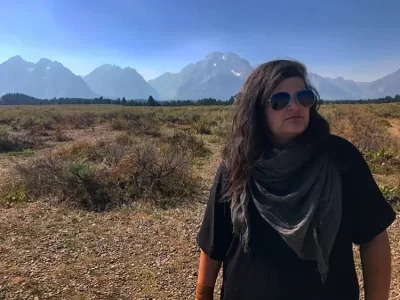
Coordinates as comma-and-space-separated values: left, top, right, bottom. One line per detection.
296, 90, 315, 107
270, 92, 290, 110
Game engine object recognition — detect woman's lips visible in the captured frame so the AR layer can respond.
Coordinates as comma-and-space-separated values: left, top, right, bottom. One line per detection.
285, 116, 303, 121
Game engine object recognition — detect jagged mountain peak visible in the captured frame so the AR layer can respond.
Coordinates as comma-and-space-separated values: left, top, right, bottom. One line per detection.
0, 56, 96, 99
84, 64, 160, 99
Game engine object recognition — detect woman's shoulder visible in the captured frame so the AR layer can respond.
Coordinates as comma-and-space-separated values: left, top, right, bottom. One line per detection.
323, 134, 367, 174
325, 134, 363, 160
326, 134, 359, 153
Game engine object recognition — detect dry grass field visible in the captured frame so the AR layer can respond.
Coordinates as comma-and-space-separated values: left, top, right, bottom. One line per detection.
0, 103, 399, 300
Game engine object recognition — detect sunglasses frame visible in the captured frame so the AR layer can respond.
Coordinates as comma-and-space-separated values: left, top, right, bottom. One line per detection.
266, 89, 316, 111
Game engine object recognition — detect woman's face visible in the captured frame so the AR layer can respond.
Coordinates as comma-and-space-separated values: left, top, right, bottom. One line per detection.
265, 77, 311, 147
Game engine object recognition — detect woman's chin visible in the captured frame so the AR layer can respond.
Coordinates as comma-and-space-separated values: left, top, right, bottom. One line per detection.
284, 125, 307, 135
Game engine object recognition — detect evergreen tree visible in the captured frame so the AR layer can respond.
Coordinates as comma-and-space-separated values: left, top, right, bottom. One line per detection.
148, 95, 157, 106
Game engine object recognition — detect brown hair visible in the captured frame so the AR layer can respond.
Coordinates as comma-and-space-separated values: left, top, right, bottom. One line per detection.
222, 59, 330, 251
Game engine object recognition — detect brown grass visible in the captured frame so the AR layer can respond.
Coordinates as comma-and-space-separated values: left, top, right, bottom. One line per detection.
0, 103, 399, 299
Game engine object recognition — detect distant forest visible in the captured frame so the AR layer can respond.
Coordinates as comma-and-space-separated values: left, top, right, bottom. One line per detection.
1, 93, 400, 106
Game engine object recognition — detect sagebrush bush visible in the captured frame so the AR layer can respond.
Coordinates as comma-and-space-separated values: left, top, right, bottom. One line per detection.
112, 139, 196, 203
55, 139, 126, 166
379, 185, 400, 211
0, 180, 29, 206
115, 132, 135, 146
28, 124, 49, 137
64, 113, 96, 129
194, 119, 213, 135
11, 136, 199, 210
111, 117, 160, 137
14, 156, 118, 211
167, 131, 211, 158
0, 115, 14, 126
325, 108, 397, 154
54, 129, 71, 142
0, 129, 36, 153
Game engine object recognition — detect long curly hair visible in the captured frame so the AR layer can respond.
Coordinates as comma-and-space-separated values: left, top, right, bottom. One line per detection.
222, 59, 331, 251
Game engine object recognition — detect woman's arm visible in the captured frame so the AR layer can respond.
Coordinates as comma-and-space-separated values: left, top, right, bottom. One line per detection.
196, 250, 222, 300
360, 230, 392, 300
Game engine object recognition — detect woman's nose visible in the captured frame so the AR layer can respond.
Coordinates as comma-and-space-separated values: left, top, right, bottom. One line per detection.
286, 95, 299, 109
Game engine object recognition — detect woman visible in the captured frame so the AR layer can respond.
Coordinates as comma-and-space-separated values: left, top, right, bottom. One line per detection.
195, 59, 396, 300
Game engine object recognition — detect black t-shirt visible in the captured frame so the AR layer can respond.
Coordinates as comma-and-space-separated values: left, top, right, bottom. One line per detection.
196, 135, 396, 300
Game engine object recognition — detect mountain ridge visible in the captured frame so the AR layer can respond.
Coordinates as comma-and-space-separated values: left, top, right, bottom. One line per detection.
84, 64, 160, 100
0, 56, 96, 99
1, 54, 399, 100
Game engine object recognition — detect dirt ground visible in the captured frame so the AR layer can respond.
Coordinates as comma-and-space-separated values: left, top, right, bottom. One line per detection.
0, 196, 399, 300
389, 119, 400, 138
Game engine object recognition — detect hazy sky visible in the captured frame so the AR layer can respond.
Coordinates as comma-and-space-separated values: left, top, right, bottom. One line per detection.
1, 0, 400, 81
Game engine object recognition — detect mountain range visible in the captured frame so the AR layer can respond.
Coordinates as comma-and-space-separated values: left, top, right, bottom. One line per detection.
1, 53, 399, 101
0, 55, 96, 99
84, 64, 160, 100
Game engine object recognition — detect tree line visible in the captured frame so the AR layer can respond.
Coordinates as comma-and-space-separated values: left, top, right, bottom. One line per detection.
322, 94, 400, 104
1, 93, 399, 106
0, 93, 236, 106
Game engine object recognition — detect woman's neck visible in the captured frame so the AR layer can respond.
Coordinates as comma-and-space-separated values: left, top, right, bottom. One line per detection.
271, 136, 296, 149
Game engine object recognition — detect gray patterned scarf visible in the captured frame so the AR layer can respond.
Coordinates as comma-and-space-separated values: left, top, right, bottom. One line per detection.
249, 138, 342, 283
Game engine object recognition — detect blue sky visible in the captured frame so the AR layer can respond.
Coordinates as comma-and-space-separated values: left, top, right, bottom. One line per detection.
1, 0, 399, 81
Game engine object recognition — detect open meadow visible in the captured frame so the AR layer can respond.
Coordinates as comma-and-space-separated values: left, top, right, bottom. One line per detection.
0, 103, 399, 300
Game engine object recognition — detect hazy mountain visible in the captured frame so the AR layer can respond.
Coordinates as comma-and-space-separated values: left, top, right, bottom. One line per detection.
148, 72, 181, 100
84, 64, 160, 100
148, 64, 195, 100
150, 52, 254, 100
367, 69, 400, 98
2, 54, 399, 101
0, 56, 96, 99
323, 76, 375, 99
308, 73, 354, 100
319, 69, 400, 99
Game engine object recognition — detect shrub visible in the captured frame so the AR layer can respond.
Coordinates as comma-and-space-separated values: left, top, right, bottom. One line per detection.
191, 114, 201, 123
0, 115, 14, 126
55, 139, 126, 166
110, 118, 160, 137
0, 129, 36, 153
113, 141, 196, 204
326, 109, 397, 154
14, 155, 118, 212
194, 120, 212, 135
28, 124, 49, 137
379, 185, 400, 211
115, 132, 135, 146
54, 129, 71, 142
0, 180, 29, 206
62, 113, 95, 129
19, 117, 36, 130
214, 122, 231, 140
168, 131, 210, 158
11, 136, 200, 210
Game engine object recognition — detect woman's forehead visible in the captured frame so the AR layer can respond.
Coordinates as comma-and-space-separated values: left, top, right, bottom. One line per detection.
272, 77, 305, 94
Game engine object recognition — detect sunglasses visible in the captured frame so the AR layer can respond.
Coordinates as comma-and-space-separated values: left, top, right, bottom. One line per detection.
267, 89, 316, 111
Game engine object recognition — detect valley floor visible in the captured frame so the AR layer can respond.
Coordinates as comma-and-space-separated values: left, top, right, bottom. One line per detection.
0, 200, 399, 300
0, 104, 399, 299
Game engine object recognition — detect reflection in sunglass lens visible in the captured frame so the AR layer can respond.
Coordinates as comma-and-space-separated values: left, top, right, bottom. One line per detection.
269, 92, 290, 111
296, 89, 315, 107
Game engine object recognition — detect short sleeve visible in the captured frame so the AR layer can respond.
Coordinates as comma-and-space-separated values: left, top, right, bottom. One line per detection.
343, 140, 397, 245
196, 162, 233, 261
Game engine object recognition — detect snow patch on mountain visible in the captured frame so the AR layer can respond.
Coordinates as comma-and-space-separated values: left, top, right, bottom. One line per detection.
231, 70, 241, 77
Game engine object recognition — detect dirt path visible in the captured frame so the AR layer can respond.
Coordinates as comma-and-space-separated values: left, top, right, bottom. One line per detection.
388, 119, 400, 138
